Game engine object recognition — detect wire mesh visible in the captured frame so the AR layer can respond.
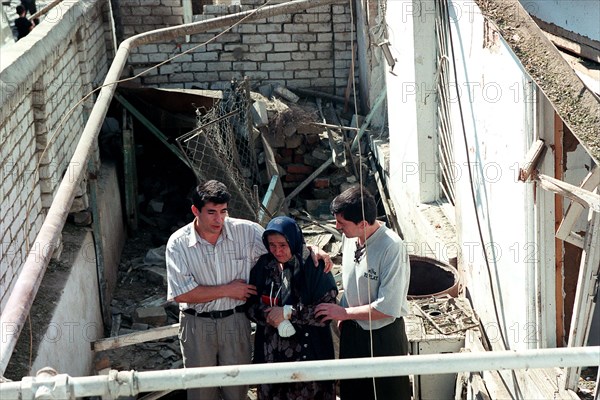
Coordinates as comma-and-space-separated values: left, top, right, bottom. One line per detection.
176, 78, 259, 221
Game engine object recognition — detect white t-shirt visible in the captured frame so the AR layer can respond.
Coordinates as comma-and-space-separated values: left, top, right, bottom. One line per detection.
340, 223, 410, 330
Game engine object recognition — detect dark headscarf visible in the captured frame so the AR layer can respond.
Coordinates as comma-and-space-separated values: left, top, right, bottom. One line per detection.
262, 216, 305, 261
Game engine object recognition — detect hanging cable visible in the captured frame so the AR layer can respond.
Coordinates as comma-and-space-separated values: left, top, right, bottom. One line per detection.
444, 0, 509, 352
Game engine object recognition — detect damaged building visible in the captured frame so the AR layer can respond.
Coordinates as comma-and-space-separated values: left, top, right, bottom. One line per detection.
0, 0, 599, 399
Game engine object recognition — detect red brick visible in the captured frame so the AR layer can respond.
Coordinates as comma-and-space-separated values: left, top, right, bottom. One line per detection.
313, 178, 330, 188
284, 173, 307, 182
293, 154, 304, 163
287, 164, 314, 174
281, 148, 294, 157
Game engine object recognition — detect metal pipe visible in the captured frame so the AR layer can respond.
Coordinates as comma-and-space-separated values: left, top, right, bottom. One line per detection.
0, 0, 347, 376
1, 347, 598, 399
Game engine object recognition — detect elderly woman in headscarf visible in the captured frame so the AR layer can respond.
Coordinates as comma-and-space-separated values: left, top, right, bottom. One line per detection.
247, 216, 338, 400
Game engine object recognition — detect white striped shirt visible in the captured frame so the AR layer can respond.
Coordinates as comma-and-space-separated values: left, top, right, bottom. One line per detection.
166, 217, 266, 312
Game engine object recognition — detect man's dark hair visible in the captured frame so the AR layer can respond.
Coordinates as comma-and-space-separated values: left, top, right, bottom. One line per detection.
16, 5, 25, 15
192, 180, 231, 211
330, 185, 377, 224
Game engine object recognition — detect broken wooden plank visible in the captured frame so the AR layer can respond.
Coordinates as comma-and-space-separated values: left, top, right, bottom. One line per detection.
304, 233, 333, 250
287, 87, 349, 104
535, 173, 600, 212
93, 323, 179, 352
369, 154, 402, 236
310, 122, 360, 131
518, 139, 546, 182
294, 211, 342, 242
556, 167, 600, 248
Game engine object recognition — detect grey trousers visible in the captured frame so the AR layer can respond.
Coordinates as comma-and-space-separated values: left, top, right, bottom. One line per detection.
179, 311, 251, 400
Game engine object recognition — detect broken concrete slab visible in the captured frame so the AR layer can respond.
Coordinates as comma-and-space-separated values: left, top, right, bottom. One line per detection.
143, 266, 168, 286
273, 85, 300, 103
133, 306, 167, 327
251, 100, 269, 127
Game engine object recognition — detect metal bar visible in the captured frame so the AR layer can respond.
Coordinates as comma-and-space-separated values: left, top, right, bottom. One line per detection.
1, 347, 598, 399
350, 90, 387, 152
0, 0, 348, 375
277, 159, 333, 213
113, 92, 191, 168
258, 175, 278, 224
310, 122, 360, 131
122, 112, 138, 232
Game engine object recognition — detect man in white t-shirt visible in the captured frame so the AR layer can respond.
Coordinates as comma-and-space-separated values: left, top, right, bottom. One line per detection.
315, 185, 412, 400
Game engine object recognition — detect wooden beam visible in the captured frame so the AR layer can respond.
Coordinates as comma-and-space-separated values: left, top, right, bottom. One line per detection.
554, 113, 565, 347
535, 174, 600, 212
93, 324, 179, 352
519, 139, 546, 181
556, 167, 600, 248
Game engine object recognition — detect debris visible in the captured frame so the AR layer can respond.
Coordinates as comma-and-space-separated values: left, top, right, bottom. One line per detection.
142, 266, 168, 286
133, 306, 168, 327
251, 100, 269, 127
159, 348, 177, 360
131, 323, 149, 331
148, 199, 164, 213
273, 85, 300, 103
72, 211, 92, 226
144, 246, 166, 266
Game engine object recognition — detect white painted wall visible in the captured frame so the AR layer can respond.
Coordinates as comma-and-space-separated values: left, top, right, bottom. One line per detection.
520, 0, 600, 42
29, 229, 104, 377
384, 0, 453, 262
384, 0, 554, 355
448, 1, 536, 352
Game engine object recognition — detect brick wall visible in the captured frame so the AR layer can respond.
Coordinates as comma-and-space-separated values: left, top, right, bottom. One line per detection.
119, 0, 185, 37
0, 0, 111, 312
122, 0, 356, 95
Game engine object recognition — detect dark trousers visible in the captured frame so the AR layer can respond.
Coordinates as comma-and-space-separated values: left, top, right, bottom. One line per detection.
21, 0, 39, 24
339, 318, 412, 400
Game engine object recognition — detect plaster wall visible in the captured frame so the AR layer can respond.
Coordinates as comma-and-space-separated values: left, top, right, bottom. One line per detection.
384, 0, 455, 262
0, 0, 111, 312
96, 161, 127, 318
4, 226, 104, 379
385, 0, 541, 351
28, 228, 104, 377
